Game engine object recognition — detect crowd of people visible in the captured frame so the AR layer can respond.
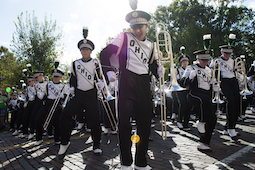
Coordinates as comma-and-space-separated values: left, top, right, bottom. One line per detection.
1, 4, 255, 170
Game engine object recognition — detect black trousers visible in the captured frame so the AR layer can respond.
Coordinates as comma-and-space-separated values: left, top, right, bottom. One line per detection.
60, 88, 101, 149
14, 106, 24, 130
188, 89, 216, 145
22, 100, 36, 134
174, 90, 191, 127
118, 70, 152, 167
221, 78, 240, 129
35, 100, 62, 142
30, 99, 44, 134
10, 109, 18, 129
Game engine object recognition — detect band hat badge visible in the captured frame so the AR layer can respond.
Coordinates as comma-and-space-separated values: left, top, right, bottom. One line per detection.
194, 49, 212, 59
126, 10, 151, 27
52, 69, 64, 77
78, 26, 95, 51
219, 44, 234, 54
126, 0, 151, 27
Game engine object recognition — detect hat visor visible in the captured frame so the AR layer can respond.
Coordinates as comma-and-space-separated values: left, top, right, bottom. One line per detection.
130, 23, 147, 28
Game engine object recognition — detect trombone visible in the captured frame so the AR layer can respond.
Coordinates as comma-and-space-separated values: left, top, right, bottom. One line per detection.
43, 85, 67, 131
155, 23, 169, 140
211, 59, 224, 104
234, 56, 253, 97
211, 59, 224, 115
93, 58, 117, 131
155, 23, 185, 140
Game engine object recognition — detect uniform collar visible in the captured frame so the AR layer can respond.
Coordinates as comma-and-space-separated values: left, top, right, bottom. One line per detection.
221, 56, 228, 61
81, 57, 92, 62
196, 63, 206, 69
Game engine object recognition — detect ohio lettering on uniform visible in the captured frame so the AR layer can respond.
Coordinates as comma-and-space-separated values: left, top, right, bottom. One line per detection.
197, 69, 211, 83
47, 82, 65, 100
126, 33, 153, 74
73, 58, 96, 91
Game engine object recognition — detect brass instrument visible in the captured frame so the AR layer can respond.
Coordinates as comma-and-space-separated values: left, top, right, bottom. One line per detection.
211, 59, 224, 104
94, 58, 117, 131
43, 85, 67, 131
234, 56, 253, 96
155, 23, 185, 140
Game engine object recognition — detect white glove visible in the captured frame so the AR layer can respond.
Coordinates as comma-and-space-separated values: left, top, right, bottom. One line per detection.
37, 92, 44, 100
189, 70, 196, 80
107, 71, 116, 82
69, 87, 75, 95
157, 64, 165, 78
96, 79, 105, 90
213, 84, 221, 92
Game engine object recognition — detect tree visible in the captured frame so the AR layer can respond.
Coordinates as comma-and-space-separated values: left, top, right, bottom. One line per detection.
0, 46, 23, 89
11, 11, 63, 76
147, 0, 255, 66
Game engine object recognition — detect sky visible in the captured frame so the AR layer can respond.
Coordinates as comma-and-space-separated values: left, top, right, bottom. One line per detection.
1, 0, 254, 66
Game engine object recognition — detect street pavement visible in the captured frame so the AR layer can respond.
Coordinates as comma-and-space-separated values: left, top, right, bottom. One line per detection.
0, 110, 254, 170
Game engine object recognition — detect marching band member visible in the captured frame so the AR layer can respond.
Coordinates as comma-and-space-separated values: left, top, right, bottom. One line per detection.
58, 38, 104, 159
27, 71, 48, 140
11, 91, 27, 136
9, 92, 19, 133
100, 7, 162, 170
21, 76, 36, 138
174, 52, 192, 130
34, 68, 66, 146
209, 45, 240, 140
247, 60, 255, 113
180, 49, 217, 152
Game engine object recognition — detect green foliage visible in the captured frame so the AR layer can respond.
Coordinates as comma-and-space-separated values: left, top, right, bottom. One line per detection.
11, 11, 63, 76
0, 46, 23, 89
147, 0, 255, 66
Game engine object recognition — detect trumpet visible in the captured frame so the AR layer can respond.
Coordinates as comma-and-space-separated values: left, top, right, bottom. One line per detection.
234, 56, 253, 96
93, 58, 117, 131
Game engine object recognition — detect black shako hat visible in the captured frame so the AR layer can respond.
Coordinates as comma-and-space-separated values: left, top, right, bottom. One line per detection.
125, 10, 151, 28
52, 69, 64, 77
27, 76, 35, 82
178, 55, 190, 63
77, 39, 95, 51
33, 71, 44, 78
219, 45, 234, 54
193, 49, 212, 59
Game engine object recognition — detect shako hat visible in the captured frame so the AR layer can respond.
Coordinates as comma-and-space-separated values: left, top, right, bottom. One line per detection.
77, 39, 95, 51
52, 69, 64, 77
219, 45, 233, 54
125, 10, 151, 27
194, 49, 212, 60
27, 76, 35, 82
179, 55, 190, 63
33, 71, 44, 78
